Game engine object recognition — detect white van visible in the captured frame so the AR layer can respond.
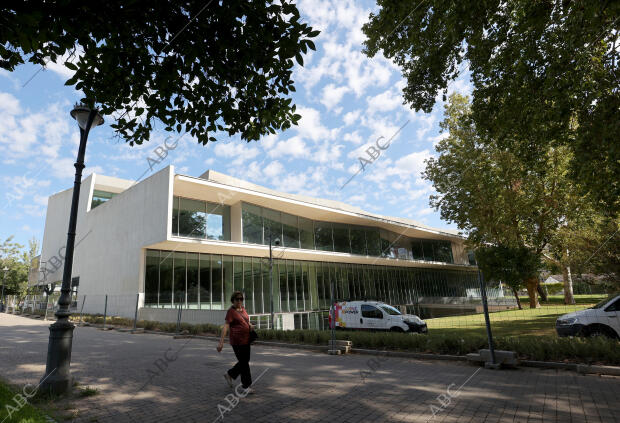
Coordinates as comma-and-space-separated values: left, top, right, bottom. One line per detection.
329, 301, 427, 333
556, 294, 620, 339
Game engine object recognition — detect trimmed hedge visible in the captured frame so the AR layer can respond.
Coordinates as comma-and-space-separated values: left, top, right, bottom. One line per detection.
257, 329, 620, 365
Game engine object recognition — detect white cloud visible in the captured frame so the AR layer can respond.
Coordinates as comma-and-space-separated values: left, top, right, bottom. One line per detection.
343, 109, 361, 126
391, 150, 432, 179
418, 207, 434, 216
213, 142, 259, 166
295, 106, 333, 142
268, 136, 308, 158
320, 84, 350, 110
366, 89, 402, 114
343, 131, 363, 145
263, 160, 285, 178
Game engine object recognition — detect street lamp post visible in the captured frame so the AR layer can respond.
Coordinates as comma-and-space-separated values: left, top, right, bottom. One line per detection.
40, 103, 103, 394
1, 266, 8, 313
268, 232, 280, 330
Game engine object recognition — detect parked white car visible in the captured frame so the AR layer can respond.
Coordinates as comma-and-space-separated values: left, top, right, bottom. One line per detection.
556, 294, 620, 339
329, 301, 427, 333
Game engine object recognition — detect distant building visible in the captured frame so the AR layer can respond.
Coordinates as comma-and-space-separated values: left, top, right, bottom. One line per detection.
37, 166, 498, 329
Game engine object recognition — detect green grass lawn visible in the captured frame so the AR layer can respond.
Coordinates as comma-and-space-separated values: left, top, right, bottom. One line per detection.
425, 294, 608, 337
0, 380, 51, 423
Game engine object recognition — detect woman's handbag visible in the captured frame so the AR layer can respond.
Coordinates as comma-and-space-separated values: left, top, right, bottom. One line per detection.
249, 329, 258, 344
236, 309, 258, 344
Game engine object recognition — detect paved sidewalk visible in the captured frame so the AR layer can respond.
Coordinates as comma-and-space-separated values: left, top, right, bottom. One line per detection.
0, 313, 618, 422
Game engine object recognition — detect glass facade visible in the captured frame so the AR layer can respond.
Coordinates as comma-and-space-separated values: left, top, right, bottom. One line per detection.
145, 250, 480, 317
240, 202, 455, 264
172, 196, 231, 240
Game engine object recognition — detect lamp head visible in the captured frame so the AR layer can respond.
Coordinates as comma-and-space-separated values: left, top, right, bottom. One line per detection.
70, 103, 104, 130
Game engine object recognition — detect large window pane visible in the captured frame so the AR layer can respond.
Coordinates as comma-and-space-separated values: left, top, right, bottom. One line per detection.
173, 252, 186, 304
172, 196, 179, 236
302, 261, 310, 311
223, 256, 233, 309
207, 202, 231, 241
294, 261, 303, 311
262, 259, 271, 314
411, 239, 424, 260
282, 213, 300, 248
145, 250, 159, 306
279, 259, 289, 312
287, 261, 296, 311
233, 256, 244, 294
199, 254, 211, 309
243, 257, 254, 314
187, 253, 199, 306
308, 262, 318, 310
159, 252, 173, 306
350, 227, 367, 255
212, 255, 223, 310
299, 217, 314, 249
366, 228, 381, 256
380, 230, 394, 258
434, 241, 454, 263
392, 235, 413, 260
421, 240, 435, 261
242, 203, 263, 244
333, 224, 351, 253
253, 257, 263, 314
178, 198, 206, 238
314, 222, 333, 251
272, 259, 284, 313
262, 208, 282, 245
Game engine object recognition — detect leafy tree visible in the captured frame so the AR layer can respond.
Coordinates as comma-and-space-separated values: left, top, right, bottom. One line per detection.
547, 214, 620, 297
423, 94, 586, 308
1, 1, 319, 144
363, 0, 619, 214
475, 245, 541, 310
0, 237, 41, 310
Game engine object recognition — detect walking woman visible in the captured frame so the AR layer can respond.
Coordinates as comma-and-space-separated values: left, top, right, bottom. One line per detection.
217, 291, 254, 393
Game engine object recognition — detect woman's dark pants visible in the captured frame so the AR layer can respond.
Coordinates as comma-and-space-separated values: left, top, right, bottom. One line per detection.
228, 344, 252, 388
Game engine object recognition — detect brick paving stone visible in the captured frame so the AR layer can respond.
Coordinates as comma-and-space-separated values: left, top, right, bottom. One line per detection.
0, 313, 619, 422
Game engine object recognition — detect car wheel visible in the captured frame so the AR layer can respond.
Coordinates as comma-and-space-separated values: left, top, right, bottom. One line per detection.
389, 327, 404, 332
586, 325, 618, 339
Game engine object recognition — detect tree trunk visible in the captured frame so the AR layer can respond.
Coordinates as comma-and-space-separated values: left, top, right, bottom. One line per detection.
562, 263, 575, 305
537, 281, 548, 302
525, 277, 540, 308
511, 286, 523, 310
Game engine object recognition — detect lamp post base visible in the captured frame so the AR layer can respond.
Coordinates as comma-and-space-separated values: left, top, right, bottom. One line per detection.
40, 320, 75, 395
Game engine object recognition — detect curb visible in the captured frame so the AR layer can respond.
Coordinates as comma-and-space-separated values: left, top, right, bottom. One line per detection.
351, 348, 464, 361
576, 364, 620, 376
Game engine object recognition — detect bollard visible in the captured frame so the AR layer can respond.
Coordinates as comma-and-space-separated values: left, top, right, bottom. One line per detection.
103, 295, 108, 329
78, 295, 86, 326
133, 293, 139, 331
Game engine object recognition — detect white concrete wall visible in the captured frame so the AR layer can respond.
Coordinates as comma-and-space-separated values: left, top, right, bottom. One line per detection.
40, 187, 74, 285
40, 166, 174, 317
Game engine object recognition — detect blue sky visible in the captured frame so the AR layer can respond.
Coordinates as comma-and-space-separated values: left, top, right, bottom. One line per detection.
0, 0, 472, 249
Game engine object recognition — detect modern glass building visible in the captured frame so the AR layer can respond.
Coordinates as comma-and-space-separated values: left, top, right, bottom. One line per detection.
39, 166, 491, 329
